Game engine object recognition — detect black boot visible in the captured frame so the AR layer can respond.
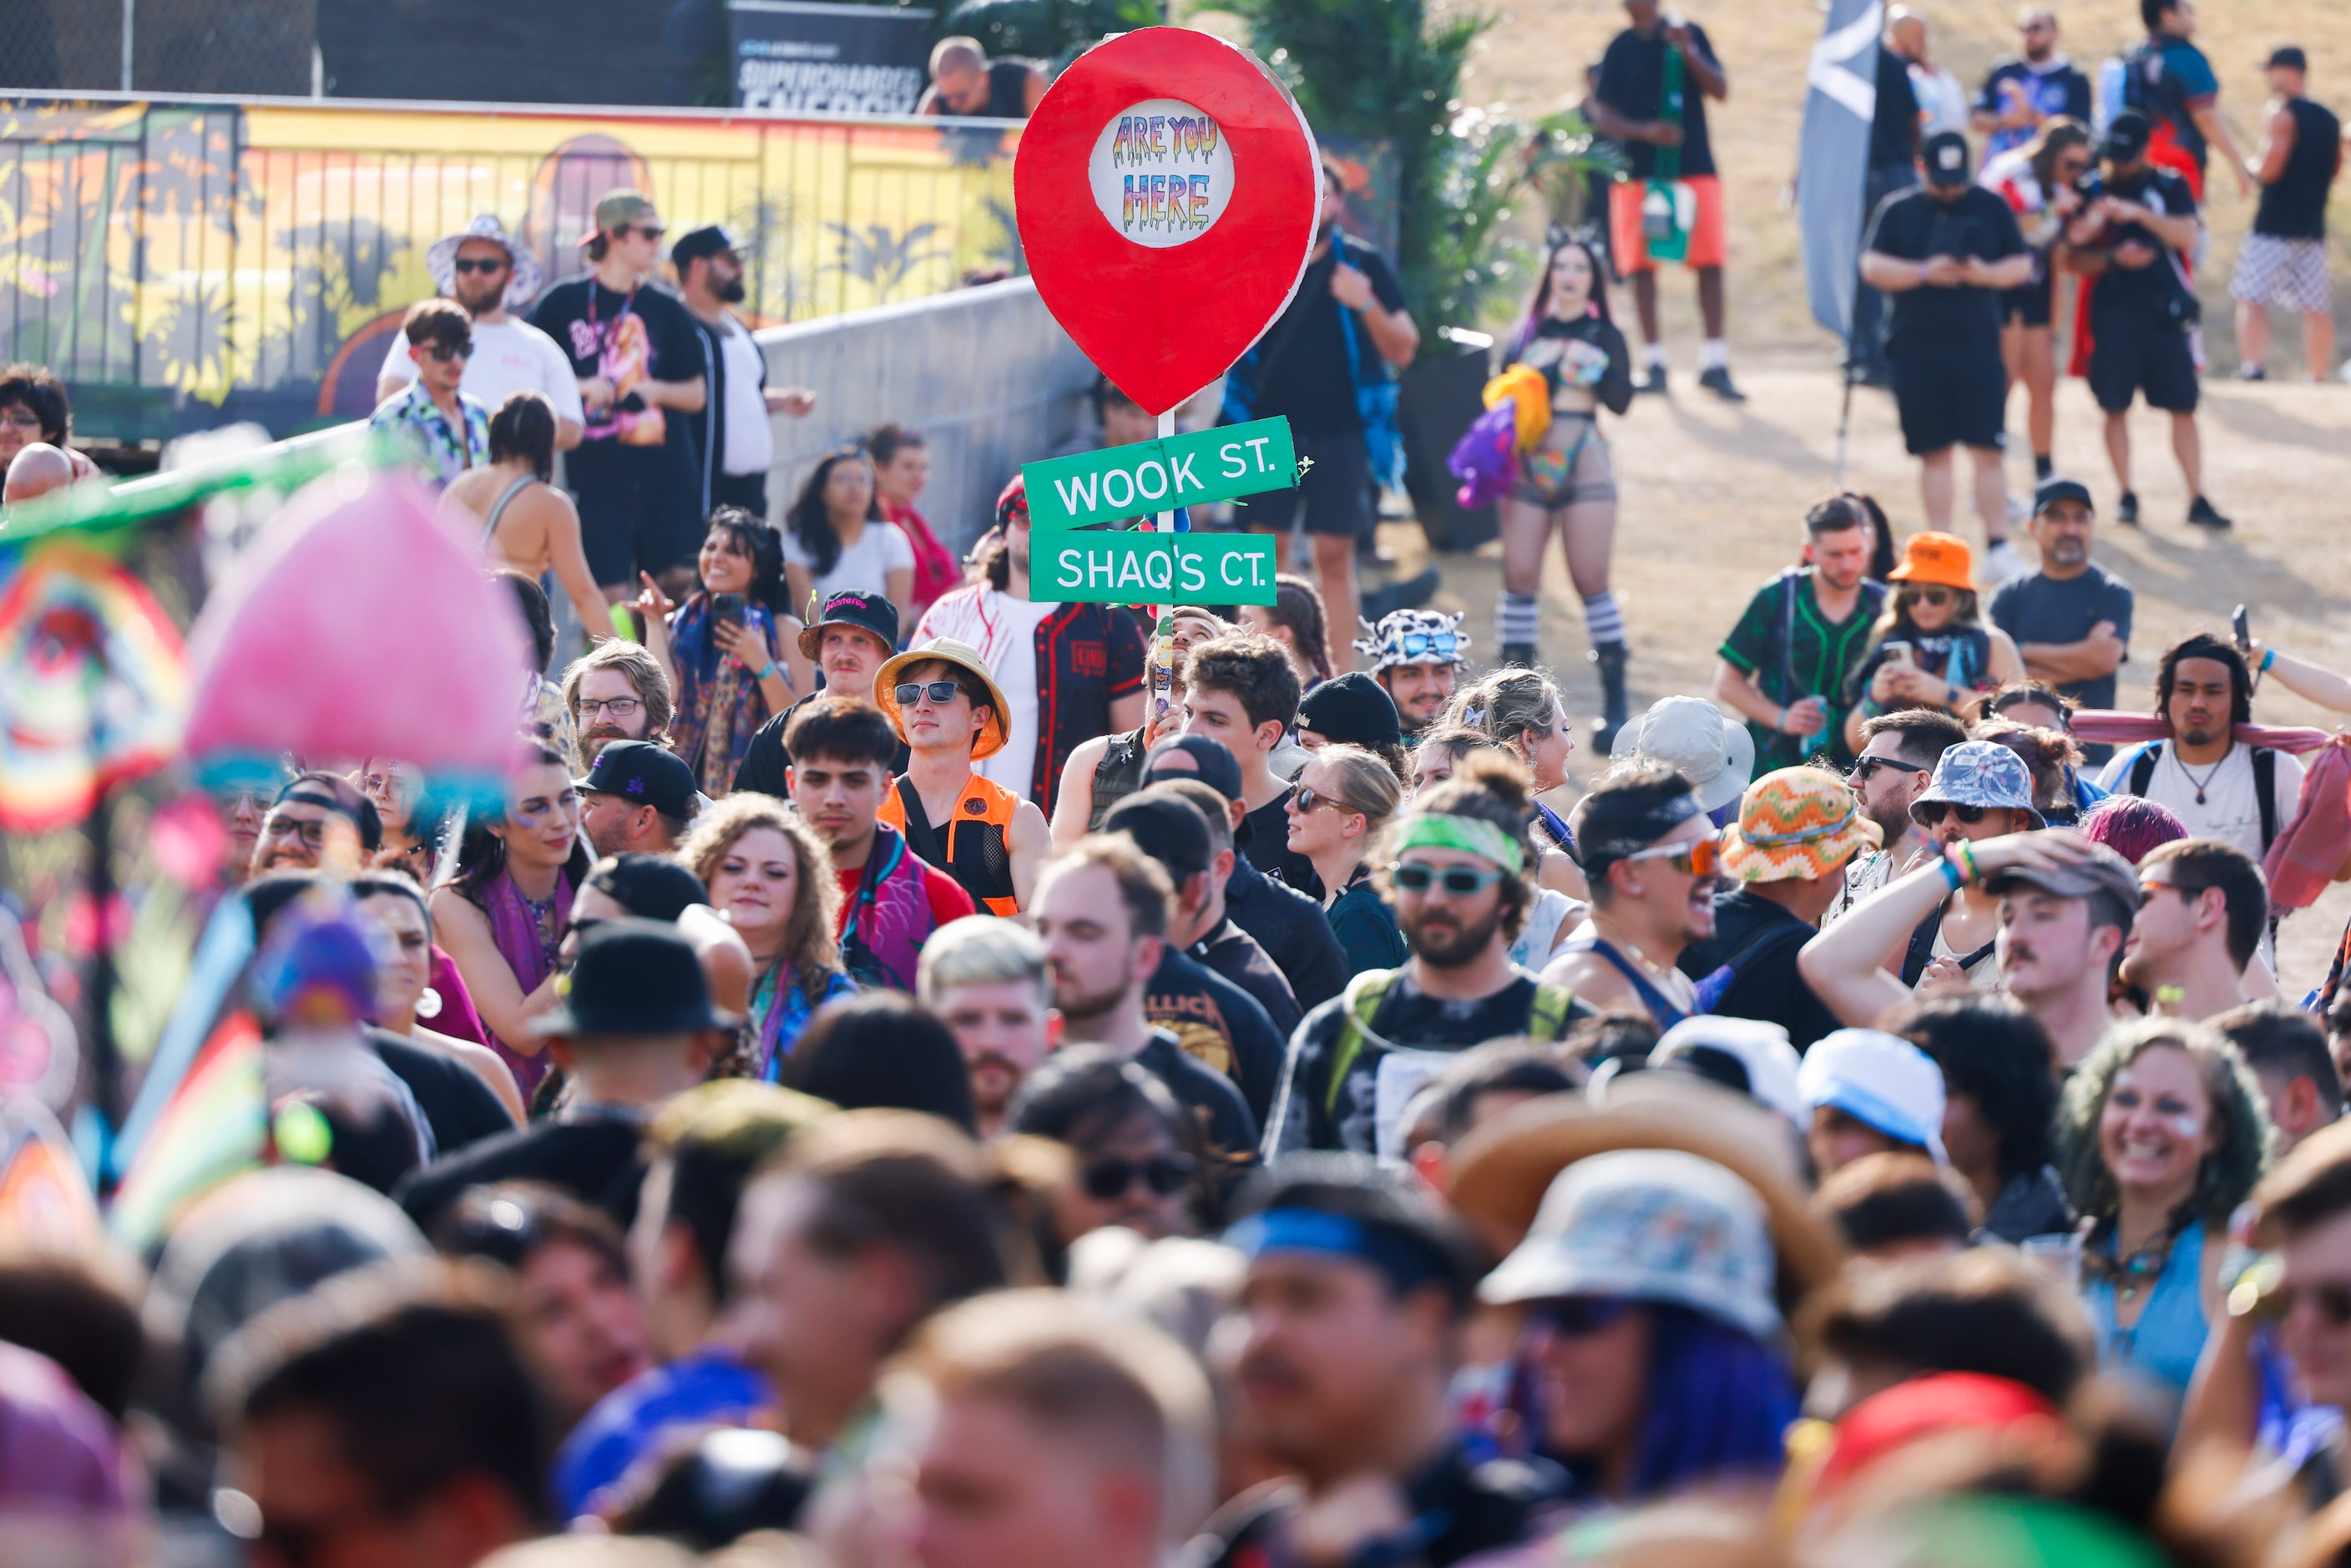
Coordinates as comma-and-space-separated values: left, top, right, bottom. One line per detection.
1591, 641, 1630, 750
1499, 642, 1537, 670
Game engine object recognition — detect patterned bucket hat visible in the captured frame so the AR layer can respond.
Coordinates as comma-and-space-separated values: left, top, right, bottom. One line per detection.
426, 215, 543, 310
1908, 740, 2045, 829
1479, 1146, 1782, 1341
1719, 766, 1881, 883
1354, 609, 1469, 671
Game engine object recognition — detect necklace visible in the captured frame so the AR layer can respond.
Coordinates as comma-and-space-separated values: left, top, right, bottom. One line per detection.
519, 889, 559, 969
2177, 752, 2227, 806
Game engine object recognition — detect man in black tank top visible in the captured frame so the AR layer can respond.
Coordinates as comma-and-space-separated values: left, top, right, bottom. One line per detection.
918, 38, 1045, 119
2231, 48, 2343, 382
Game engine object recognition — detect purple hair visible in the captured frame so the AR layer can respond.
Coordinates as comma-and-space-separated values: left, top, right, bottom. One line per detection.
1511, 235, 1614, 360
2082, 794, 2188, 866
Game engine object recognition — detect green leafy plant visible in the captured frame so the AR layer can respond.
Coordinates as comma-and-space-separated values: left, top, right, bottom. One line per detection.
941, 0, 1162, 67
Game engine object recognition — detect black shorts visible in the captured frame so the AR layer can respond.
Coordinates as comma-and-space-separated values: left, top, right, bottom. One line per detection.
2003, 276, 2053, 329
1890, 350, 2008, 455
2088, 311, 2200, 413
1236, 429, 1372, 537
569, 440, 705, 586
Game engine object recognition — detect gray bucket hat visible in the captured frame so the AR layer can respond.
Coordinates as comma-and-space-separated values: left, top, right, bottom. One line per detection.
1907, 740, 2045, 829
427, 215, 543, 309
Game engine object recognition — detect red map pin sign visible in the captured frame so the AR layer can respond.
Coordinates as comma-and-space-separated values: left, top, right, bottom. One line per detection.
1015, 28, 1320, 417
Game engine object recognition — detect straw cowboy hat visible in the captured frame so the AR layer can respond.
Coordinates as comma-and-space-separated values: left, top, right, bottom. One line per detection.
874, 637, 1013, 761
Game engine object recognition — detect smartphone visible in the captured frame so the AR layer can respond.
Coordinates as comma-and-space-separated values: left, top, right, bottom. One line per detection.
714, 592, 747, 630
1881, 640, 1914, 669
2232, 604, 2251, 653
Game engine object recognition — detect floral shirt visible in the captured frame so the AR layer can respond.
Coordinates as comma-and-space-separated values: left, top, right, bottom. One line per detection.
369, 381, 490, 489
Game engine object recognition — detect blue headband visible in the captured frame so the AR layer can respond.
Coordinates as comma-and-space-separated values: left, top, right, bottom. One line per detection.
1225, 1207, 1447, 1293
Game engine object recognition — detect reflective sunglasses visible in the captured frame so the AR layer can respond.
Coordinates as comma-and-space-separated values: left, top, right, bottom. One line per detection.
1395, 631, 1459, 660
1080, 1153, 1196, 1201
1848, 756, 1928, 785
451, 255, 508, 274
894, 680, 965, 707
425, 341, 473, 362
1913, 801, 1990, 827
1524, 1297, 1640, 1338
1620, 837, 1722, 878
1391, 860, 1509, 896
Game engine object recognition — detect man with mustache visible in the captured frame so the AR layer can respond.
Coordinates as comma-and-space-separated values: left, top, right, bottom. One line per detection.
1267, 756, 1582, 1159
671, 225, 817, 518
563, 640, 676, 766
1988, 478, 2134, 764
918, 908, 1059, 1141
1982, 842, 2141, 1069
1200, 1158, 1560, 1568
2097, 633, 2304, 871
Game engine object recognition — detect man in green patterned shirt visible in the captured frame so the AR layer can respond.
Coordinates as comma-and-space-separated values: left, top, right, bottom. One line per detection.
1712, 496, 1888, 771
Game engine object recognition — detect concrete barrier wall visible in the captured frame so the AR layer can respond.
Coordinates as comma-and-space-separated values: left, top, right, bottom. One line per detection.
753, 277, 1098, 557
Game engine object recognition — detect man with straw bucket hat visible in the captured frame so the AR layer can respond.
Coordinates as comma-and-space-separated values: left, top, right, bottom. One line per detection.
1679, 766, 1882, 1050
875, 636, 1049, 916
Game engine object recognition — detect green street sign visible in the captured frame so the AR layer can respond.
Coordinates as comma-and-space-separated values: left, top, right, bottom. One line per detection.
1033, 529, 1278, 605
1021, 416, 1297, 531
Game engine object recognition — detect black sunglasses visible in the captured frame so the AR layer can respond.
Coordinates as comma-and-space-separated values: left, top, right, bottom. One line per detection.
1080, 1153, 1196, 1201
1848, 756, 1928, 784
1914, 801, 1989, 826
895, 680, 964, 707
1905, 586, 1956, 607
1525, 1297, 1639, 1338
1392, 862, 1508, 896
451, 256, 508, 274
2252, 1279, 2351, 1328
426, 341, 473, 362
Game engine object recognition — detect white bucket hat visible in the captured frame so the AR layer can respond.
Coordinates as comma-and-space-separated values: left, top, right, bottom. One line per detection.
1611, 695, 1755, 814
426, 215, 543, 310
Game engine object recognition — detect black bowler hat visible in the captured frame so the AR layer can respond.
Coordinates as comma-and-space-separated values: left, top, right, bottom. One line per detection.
2033, 476, 2096, 516
1143, 734, 1246, 802
534, 919, 738, 1037
1297, 671, 1404, 751
1105, 792, 1215, 887
579, 740, 698, 820
796, 588, 901, 661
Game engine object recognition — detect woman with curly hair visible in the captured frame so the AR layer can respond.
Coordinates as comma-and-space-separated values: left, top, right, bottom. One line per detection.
1894, 995, 2070, 1242
2056, 1018, 2273, 1397
678, 794, 854, 1080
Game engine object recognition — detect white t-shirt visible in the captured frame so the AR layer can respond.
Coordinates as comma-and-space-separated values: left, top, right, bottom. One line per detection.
914, 586, 1057, 802
2096, 741, 2306, 865
381, 316, 585, 427
1911, 63, 1971, 138
782, 519, 914, 607
715, 321, 772, 476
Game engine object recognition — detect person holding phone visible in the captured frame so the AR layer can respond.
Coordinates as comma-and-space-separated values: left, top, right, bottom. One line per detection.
635, 508, 807, 796
1841, 532, 2025, 756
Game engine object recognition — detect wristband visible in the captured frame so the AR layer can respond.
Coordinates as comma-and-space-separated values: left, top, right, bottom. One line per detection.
751, 660, 776, 680
2260, 648, 2278, 674
1939, 853, 1965, 893
1776, 706, 1788, 733
1958, 842, 1980, 885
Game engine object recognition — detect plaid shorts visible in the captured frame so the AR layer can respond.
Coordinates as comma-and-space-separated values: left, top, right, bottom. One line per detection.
2229, 233, 2333, 315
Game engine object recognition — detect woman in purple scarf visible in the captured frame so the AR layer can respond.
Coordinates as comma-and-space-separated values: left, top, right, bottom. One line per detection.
430, 741, 592, 1098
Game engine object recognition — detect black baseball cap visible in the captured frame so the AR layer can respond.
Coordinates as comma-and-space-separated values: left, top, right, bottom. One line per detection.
1143, 734, 1246, 802
670, 224, 744, 270
2264, 46, 2308, 73
1923, 130, 1972, 189
535, 918, 737, 1037
579, 740, 698, 820
1297, 671, 1403, 751
584, 852, 709, 923
1103, 791, 1213, 888
2102, 109, 2151, 163
796, 588, 901, 662
2033, 476, 2095, 515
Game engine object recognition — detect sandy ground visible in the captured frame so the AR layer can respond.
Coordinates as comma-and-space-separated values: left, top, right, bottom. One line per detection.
1377, 368, 2351, 999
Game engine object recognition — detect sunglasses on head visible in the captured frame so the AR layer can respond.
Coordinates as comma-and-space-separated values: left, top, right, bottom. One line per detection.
1620, 837, 1723, 878
451, 256, 508, 274
1525, 1297, 1639, 1338
1392, 860, 1509, 897
895, 680, 964, 707
1080, 1153, 1196, 1201
426, 341, 473, 362
1848, 756, 1928, 784
1395, 631, 1459, 660
1914, 801, 1989, 826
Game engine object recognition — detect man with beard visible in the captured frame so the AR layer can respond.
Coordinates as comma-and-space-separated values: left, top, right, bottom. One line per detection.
1974, 9, 2093, 159
918, 918, 1058, 1140
576, 739, 699, 858
1031, 835, 1258, 1176
563, 640, 676, 766
1357, 609, 1467, 744
1270, 756, 1581, 1159
2098, 633, 2304, 867
1826, 707, 1969, 921
1542, 761, 1719, 1029
1990, 478, 2134, 763
251, 772, 382, 878
376, 215, 584, 449
2121, 837, 2264, 1022
671, 225, 817, 518
733, 589, 908, 796
1715, 495, 1890, 773
1201, 1157, 1560, 1568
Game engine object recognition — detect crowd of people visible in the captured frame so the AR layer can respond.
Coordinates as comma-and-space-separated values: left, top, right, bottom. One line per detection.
8, 7, 2351, 1567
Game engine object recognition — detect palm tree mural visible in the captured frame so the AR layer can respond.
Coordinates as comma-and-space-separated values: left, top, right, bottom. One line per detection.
823, 221, 947, 303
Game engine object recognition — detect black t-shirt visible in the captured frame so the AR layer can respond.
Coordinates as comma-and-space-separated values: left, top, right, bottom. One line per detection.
1862, 185, 2026, 351
1224, 854, 1349, 1013
1238, 787, 1318, 891
1131, 1030, 1260, 1198
1145, 947, 1288, 1130
1249, 236, 1407, 438
1193, 916, 1303, 1044
367, 1029, 515, 1156
527, 277, 705, 468
2083, 166, 2197, 314
732, 690, 911, 798
393, 1116, 648, 1235
1677, 890, 1841, 1051
1595, 23, 1719, 180
1869, 46, 1922, 169
1201, 1444, 1565, 1568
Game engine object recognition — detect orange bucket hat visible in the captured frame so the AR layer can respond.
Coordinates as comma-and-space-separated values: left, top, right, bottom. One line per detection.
1719, 766, 1882, 883
1886, 530, 1974, 593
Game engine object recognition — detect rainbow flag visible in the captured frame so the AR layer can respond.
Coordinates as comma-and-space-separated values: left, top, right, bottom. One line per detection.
108, 1014, 265, 1255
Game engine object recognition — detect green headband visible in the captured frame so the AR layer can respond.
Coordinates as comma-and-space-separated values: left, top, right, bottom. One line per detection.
1393, 812, 1526, 874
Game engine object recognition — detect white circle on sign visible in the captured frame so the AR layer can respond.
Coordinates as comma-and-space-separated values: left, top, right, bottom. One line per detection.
1090, 98, 1236, 249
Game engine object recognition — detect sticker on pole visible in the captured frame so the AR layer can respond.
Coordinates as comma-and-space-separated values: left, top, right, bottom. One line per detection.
1016, 28, 1319, 417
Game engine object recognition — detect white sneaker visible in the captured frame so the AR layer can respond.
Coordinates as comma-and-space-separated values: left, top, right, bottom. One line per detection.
1983, 540, 2028, 584
2005, 492, 2030, 524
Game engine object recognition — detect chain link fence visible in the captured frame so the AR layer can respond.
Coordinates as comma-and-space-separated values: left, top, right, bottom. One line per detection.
3, 0, 314, 96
